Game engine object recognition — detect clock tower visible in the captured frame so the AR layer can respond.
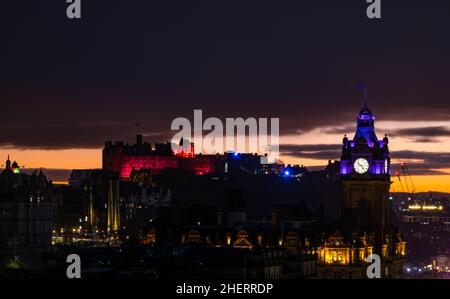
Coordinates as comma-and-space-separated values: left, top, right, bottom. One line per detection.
340, 102, 391, 253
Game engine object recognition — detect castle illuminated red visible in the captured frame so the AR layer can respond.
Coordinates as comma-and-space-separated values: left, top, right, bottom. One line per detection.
103, 134, 226, 179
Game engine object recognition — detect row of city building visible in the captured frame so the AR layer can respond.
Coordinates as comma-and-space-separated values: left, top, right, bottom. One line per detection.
0, 103, 413, 278
391, 194, 450, 276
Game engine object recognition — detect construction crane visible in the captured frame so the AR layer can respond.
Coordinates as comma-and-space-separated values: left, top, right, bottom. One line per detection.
395, 171, 405, 193
399, 162, 416, 199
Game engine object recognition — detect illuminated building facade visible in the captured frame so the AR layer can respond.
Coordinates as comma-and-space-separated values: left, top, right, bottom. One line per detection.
393, 196, 449, 274
317, 230, 406, 278
107, 178, 120, 234
102, 134, 276, 180
103, 135, 224, 179
401, 201, 449, 223
67, 170, 121, 237
317, 103, 406, 278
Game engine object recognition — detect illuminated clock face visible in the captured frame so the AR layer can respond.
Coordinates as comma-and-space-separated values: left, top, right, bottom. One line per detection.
354, 158, 369, 174
384, 159, 388, 174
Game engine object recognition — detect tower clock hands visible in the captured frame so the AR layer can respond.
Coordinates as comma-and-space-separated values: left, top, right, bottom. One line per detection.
353, 158, 368, 174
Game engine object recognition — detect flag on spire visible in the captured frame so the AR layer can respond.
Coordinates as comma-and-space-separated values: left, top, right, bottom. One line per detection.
357, 83, 368, 101
358, 83, 367, 91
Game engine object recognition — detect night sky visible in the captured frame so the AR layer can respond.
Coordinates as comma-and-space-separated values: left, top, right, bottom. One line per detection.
2, 0, 450, 191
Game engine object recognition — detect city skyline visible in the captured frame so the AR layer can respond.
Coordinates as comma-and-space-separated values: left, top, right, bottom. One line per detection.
2, 1, 450, 191
2, 106, 449, 192
2, 0, 450, 282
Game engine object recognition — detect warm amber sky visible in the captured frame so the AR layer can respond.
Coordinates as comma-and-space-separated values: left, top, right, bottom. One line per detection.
2, 118, 450, 192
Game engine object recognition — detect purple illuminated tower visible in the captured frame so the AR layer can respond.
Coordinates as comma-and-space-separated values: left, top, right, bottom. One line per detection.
339, 101, 391, 254
340, 102, 390, 177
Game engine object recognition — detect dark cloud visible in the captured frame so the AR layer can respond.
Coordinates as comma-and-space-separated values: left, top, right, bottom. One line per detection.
2, 1, 450, 149
281, 144, 342, 152
410, 137, 441, 143
391, 126, 450, 137
0, 122, 171, 150
385, 126, 449, 143
281, 128, 306, 136
280, 144, 341, 160
391, 150, 450, 163
390, 163, 448, 176
390, 151, 450, 176
323, 126, 354, 135
389, 126, 450, 143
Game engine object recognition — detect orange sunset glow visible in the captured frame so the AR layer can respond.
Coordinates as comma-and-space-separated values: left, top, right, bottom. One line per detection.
2, 116, 450, 192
